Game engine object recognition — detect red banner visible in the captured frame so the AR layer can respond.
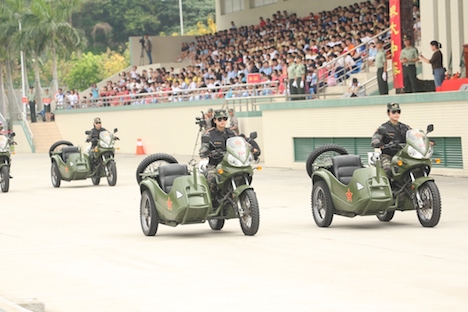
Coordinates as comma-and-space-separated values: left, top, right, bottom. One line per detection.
390, 0, 403, 89
247, 73, 261, 84
21, 96, 28, 104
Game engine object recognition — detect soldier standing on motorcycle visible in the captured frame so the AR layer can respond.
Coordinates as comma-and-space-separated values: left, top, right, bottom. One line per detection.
199, 109, 236, 201
371, 103, 411, 177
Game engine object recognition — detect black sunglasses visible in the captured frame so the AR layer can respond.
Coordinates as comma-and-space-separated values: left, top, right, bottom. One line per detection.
391, 110, 401, 114
217, 117, 228, 121
95, 122, 101, 124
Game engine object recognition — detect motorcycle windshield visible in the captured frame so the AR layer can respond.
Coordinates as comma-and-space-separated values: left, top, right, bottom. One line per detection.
0, 135, 7, 151
99, 131, 112, 147
406, 129, 429, 154
226, 137, 249, 162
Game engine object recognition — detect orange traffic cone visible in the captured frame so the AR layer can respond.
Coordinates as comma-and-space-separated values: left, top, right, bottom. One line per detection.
136, 138, 145, 155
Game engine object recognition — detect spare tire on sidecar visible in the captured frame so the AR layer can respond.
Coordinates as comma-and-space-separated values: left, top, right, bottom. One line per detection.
306, 144, 394, 227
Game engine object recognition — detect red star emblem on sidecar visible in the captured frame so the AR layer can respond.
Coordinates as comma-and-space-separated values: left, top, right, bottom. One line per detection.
166, 198, 173, 211
345, 188, 353, 202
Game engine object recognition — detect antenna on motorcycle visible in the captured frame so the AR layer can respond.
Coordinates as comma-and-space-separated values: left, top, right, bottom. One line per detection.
426, 124, 434, 134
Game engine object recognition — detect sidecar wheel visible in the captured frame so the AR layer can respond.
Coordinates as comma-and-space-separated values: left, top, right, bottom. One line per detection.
376, 211, 395, 222
208, 219, 225, 231
51, 161, 61, 188
49, 140, 74, 158
238, 189, 260, 236
312, 180, 334, 227
416, 181, 441, 227
91, 176, 101, 185
140, 190, 159, 236
136, 153, 178, 184
306, 144, 348, 178
106, 160, 117, 186
0, 166, 10, 193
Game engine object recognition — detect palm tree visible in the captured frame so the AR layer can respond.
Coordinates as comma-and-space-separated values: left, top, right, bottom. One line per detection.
23, 0, 86, 99
0, 0, 29, 121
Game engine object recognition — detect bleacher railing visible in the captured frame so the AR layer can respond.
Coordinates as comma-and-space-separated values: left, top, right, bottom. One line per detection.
55, 81, 280, 111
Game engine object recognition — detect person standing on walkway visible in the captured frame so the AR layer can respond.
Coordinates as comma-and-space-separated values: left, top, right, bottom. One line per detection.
287, 54, 297, 100
27, 86, 37, 123
144, 34, 153, 65
43, 88, 52, 122
400, 35, 419, 93
294, 56, 306, 100
375, 40, 388, 95
419, 40, 445, 88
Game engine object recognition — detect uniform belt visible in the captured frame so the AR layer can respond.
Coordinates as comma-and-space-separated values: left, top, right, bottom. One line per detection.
404, 64, 415, 67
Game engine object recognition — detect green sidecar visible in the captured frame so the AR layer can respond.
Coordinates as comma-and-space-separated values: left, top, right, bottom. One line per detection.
306, 125, 441, 227
49, 129, 119, 187
136, 134, 261, 236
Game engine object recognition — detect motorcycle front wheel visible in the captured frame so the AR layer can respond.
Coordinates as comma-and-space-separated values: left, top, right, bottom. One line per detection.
238, 189, 260, 236
416, 181, 441, 227
140, 190, 159, 236
312, 180, 334, 227
0, 166, 9, 192
106, 160, 117, 186
51, 161, 61, 188
208, 219, 225, 231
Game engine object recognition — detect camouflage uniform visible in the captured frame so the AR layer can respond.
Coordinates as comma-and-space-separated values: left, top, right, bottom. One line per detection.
371, 103, 410, 176
199, 110, 236, 199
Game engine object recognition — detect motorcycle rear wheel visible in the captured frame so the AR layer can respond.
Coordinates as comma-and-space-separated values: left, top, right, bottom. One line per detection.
136, 153, 178, 184
51, 161, 61, 188
376, 211, 395, 222
106, 160, 117, 186
0, 166, 9, 192
91, 176, 101, 185
238, 189, 260, 236
312, 180, 334, 227
208, 219, 225, 231
306, 144, 348, 178
140, 190, 159, 236
416, 181, 441, 227
49, 140, 74, 158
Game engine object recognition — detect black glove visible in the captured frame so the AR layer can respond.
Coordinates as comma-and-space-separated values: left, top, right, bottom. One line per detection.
211, 149, 224, 160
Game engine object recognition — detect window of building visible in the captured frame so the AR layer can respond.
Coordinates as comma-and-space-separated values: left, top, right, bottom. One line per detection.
250, 0, 278, 8
222, 0, 244, 14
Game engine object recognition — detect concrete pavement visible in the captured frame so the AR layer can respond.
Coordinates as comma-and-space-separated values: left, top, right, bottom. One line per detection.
1, 153, 467, 312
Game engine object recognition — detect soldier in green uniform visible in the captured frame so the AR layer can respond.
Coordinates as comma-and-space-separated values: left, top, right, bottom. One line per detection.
375, 40, 388, 95
294, 55, 306, 100
400, 35, 419, 93
371, 103, 411, 177
199, 109, 236, 203
287, 54, 297, 100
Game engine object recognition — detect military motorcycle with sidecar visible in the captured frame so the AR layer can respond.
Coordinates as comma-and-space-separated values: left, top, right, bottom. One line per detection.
49, 128, 119, 187
0, 132, 17, 192
136, 132, 261, 236
306, 124, 441, 227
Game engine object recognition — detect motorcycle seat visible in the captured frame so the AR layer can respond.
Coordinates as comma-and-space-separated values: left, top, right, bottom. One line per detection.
62, 146, 80, 162
158, 164, 190, 193
332, 155, 363, 185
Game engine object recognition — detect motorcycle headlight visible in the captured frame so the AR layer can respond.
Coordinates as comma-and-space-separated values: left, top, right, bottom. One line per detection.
227, 154, 250, 167
99, 140, 112, 148
408, 146, 433, 159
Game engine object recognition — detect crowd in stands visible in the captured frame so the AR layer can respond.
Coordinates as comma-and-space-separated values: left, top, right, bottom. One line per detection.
60, 0, 424, 108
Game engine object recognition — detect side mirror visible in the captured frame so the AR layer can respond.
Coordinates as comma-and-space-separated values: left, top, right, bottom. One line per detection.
10, 132, 15, 137
377, 126, 387, 135
426, 124, 434, 134
114, 128, 118, 133
201, 135, 211, 144
85, 130, 91, 135
249, 131, 258, 140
